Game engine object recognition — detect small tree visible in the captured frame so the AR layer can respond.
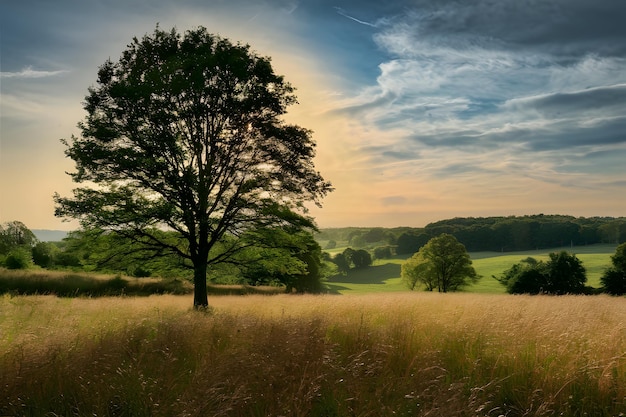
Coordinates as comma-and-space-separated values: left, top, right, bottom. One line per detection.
498, 252, 587, 295
0, 221, 37, 255
401, 234, 478, 292
54, 26, 331, 308
32, 242, 58, 268
601, 243, 626, 295
4, 248, 32, 269
332, 252, 350, 274
545, 251, 586, 295
342, 248, 356, 267
373, 246, 393, 260
351, 249, 372, 269
497, 257, 546, 294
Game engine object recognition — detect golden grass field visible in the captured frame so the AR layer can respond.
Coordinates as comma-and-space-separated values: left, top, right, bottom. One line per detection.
1, 292, 625, 416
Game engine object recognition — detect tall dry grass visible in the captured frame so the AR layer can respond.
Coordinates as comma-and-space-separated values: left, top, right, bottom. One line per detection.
1, 293, 625, 416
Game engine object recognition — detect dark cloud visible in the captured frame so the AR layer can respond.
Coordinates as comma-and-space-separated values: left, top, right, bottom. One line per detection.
391, 0, 626, 57
505, 84, 626, 117
522, 117, 626, 151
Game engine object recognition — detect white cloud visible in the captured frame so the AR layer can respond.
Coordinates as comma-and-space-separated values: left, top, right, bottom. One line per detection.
310, 6, 626, 228
0, 66, 68, 79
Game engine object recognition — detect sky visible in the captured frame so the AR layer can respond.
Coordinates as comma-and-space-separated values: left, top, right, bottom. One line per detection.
1, 0, 626, 230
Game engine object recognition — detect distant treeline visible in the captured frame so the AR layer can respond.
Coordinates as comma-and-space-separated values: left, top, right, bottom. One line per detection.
317, 215, 626, 254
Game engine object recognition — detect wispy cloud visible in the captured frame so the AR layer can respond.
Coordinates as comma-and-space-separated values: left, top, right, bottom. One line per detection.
2, 0, 626, 228
334, 7, 378, 28
0, 66, 68, 79
327, 0, 626, 199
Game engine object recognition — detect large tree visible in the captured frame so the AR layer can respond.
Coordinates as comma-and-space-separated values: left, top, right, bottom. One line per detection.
54, 27, 332, 308
401, 233, 479, 292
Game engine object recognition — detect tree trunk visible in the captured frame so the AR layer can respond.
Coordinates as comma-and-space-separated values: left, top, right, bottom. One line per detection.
193, 261, 209, 309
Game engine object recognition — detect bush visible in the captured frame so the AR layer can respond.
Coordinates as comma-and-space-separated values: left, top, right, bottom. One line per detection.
130, 265, 151, 278
498, 252, 587, 295
32, 242, 57, 268
4, 249, 31, 270
0, 271, 192, 297
500, 258, 546, 294
373, 246, 393, 260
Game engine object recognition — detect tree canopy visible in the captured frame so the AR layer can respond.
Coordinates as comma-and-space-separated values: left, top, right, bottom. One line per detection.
401, 233, 478, 292
54, 26, 332, 307
317, 215, 626, 255
497, 251, 587, 295
0, 221, 37, 255
0, 221, 37, 270
601, 243, 626, 295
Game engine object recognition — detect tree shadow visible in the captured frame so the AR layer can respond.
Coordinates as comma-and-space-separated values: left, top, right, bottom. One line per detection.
324, 283, 351, 294
327, 262, 401, 286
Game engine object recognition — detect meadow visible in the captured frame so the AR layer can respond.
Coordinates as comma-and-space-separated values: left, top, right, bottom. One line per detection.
2, 292, 625, 416
0, 244, 622, 415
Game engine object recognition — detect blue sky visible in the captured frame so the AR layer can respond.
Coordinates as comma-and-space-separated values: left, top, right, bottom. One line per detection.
2, 0, 626, 230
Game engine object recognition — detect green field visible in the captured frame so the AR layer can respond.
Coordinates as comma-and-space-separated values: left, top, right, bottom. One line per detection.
326, 244, 617, 294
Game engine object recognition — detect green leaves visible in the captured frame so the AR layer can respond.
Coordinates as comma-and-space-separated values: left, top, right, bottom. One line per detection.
600, 243, 626, 295
55, 26, 331, 305
498, 252, 587, 295
401, 233, 479, 292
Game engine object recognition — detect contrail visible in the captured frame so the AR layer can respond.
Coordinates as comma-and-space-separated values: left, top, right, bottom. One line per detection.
334, 7, 377, 28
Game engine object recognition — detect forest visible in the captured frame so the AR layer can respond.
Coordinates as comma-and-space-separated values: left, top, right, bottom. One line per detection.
316, 214, 626, 254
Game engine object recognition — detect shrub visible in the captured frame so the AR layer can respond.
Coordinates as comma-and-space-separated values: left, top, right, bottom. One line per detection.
32, 242, 57, 268
130, 265, 151, 278
498, 252, 587, 295
0, 271, 192, 297
373, 246, 393, 260
500, 258, 546, 294
4, 249, 31, 270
